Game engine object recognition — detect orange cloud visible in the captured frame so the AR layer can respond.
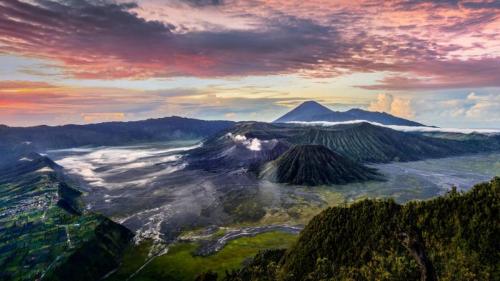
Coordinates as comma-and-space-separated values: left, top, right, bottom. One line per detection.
369, 93, 414, 118
81, 112, 126, 123
0, 81, 56, 90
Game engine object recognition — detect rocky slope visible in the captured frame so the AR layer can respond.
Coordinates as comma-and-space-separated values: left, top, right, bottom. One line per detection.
260, 145, 379, 185
190, 121, 500, 165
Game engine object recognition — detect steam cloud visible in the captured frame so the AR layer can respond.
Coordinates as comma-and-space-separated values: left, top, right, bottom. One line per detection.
226, 133, 262, 151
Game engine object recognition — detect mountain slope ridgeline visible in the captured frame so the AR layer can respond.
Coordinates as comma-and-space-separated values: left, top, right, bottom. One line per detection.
274, 101, 426, 126
260, 145, 380, 185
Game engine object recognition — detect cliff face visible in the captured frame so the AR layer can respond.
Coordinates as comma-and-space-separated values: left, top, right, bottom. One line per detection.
43, 217, 134, 281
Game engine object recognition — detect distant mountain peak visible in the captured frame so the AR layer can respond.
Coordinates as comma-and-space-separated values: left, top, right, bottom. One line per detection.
274, 101, 333, 123
292, 100, 332, 113
274, 100, 426, 127
299, 100, 326, 107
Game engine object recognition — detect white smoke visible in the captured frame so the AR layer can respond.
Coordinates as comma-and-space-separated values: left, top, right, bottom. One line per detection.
246, 138, 262, 151
226, 133, 262, 151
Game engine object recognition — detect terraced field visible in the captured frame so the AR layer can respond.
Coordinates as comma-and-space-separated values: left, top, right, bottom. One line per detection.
0, 153, 132, 281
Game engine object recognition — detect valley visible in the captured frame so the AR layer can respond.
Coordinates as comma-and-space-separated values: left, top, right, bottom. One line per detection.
1, 105, 499, 281
44, 139, 500, 281
3, 1, 500, 279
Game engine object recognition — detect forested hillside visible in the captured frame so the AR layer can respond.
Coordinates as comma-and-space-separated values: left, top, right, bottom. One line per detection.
221, 178, 500, 281
0, 152, 133, 281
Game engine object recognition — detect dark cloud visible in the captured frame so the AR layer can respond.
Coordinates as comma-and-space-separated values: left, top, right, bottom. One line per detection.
462, 1, 500, 9
182, 0, 224, 6
0, 0, 174, 57
0, 0, 346, 78
394, 0, 460, 10
394, 0, 500, 10
0, 0, 498, 90
440, 12, 498, 33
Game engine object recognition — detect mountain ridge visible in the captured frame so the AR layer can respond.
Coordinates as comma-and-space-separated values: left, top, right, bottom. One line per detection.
274, 100, 426, 127
0, 116, 235, 150
196, 121, 500, 165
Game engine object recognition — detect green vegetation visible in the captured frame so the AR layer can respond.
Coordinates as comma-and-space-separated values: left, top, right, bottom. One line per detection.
43, 218, 133, 281
222, 190, 267, 223
0, 153, 133, 281
2, 116, 499, 281
222, 177, 500, 281
106, 231, 297, 281
256, 189, 345, 226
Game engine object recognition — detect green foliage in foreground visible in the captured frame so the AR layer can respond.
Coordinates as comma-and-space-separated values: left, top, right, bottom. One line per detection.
106, 231, 297, 281
222, 178, 500, 281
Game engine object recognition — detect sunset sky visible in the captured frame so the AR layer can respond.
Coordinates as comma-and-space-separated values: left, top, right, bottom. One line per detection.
0, 0, 499, 127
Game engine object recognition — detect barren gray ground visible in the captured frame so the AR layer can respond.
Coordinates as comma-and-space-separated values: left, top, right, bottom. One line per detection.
48, 142, 500, 244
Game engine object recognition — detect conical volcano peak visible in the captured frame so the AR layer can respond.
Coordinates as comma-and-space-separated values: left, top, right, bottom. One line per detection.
274, 101, 333, 123
260, 144, 379, 186
274, 100, 426, 126
298, 100, 329, 109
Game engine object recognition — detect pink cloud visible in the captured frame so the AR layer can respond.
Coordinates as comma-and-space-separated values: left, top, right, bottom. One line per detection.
0, 0, 498, 90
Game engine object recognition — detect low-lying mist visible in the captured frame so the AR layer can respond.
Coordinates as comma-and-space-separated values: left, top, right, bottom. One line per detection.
288, 120, 500, 134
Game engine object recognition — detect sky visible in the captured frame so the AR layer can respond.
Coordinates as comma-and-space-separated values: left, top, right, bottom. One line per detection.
0, 0, 499, 128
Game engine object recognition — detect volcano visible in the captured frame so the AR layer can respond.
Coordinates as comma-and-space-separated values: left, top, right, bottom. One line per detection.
260, 144, 379, 186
